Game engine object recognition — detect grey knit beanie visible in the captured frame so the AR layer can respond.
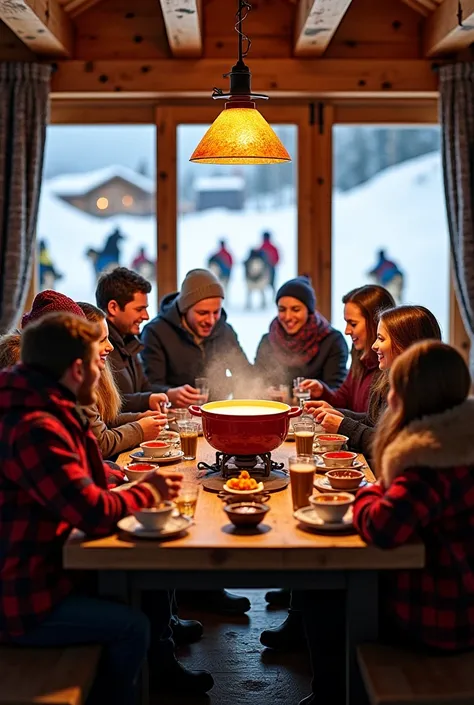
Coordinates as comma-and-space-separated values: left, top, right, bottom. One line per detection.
177, 269, 225, 313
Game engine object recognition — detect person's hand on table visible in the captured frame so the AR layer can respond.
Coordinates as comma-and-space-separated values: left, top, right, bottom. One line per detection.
141, 471, 183, 501
167, 385, 202, 408
137, 414, 168, 440
300, 379, 324, 399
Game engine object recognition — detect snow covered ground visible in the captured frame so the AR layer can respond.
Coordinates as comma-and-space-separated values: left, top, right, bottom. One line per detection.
37, 150, 449, 362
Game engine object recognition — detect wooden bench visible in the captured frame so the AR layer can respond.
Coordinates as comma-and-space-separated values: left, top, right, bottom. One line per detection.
0, 645, 102, 705
357, 643, 474, 705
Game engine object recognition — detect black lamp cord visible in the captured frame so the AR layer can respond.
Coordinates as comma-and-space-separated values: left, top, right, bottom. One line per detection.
235, 0, 252, 64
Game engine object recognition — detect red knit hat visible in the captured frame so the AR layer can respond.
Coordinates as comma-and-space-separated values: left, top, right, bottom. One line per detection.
21, 290, 86, 329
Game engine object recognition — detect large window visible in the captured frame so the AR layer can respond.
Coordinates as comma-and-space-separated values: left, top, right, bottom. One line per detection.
177, 124, 298, 361
332, 125, 449, 340
38, 125, 158, 315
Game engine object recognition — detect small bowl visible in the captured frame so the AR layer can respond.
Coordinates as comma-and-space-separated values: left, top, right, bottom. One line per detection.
322, 451, 358, 468
158, 430, 180, 444
326, 469, 364, 490
314, 433, 349, 452
124, 462, 156, 481
224, 502, 269, 528
140, 440, 171, 457
134, 501, 174, 531
309, 492, 354, 523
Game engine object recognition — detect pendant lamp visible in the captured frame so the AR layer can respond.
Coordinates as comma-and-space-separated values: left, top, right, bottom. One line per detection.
190, 1, 291, 165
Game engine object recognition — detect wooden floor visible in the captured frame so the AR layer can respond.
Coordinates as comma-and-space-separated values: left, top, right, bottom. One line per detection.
151, 589, 311, 705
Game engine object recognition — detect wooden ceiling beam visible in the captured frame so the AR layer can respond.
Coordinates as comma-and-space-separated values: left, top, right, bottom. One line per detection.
50, 58, 438, 97
0, 0, 73, 57
158, 0, 202, 57
400, 0, 430, 17
424, 0, 474, 56
294, 0, 353, 57
62, 0, 104, 19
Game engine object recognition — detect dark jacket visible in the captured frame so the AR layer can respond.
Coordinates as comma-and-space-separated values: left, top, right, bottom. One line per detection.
141, 293, 252, 400
0, 364, 155, 640
254, 329, 348, 390
107, 321, 152, 412
354, 399, 474, 652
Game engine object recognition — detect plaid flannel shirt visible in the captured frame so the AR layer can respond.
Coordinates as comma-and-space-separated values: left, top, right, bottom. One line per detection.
353, 467, 474, 651
0, 364, 156, 640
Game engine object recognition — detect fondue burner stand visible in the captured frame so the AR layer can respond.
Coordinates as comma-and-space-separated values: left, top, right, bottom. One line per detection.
198, 452, 285, 479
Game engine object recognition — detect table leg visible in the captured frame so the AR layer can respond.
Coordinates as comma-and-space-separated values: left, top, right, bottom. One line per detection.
346, 570, 378, 705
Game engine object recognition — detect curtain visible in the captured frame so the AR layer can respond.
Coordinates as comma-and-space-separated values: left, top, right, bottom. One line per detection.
0, 62, 51, 333
440, 63, 474, 373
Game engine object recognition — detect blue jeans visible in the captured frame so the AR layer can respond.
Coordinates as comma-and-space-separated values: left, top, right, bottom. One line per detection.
10, 595, 150, 705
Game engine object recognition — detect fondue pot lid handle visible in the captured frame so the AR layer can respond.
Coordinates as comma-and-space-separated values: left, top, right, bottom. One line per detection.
288, 406, 303, 418
188, 405, 202, 416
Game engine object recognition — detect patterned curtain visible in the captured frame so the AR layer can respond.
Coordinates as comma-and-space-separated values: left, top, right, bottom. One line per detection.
0, 62, 51, 333
440, 63, 474, 372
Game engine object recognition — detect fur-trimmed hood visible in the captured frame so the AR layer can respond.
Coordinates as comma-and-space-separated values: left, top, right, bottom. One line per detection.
382, 398, 474, 487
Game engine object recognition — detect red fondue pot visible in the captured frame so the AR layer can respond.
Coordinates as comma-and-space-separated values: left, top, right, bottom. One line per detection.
189, 399, 301, 456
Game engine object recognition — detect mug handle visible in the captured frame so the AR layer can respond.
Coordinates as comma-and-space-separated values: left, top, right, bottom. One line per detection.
288, 406, 302, 418
188, 405, 203, 417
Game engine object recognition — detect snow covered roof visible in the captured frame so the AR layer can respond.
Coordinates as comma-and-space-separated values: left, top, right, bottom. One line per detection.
194, 176, 245, 192
48, 164, 155, 197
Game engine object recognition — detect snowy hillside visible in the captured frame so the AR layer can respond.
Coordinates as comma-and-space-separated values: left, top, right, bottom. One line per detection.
37, 150, 449, 361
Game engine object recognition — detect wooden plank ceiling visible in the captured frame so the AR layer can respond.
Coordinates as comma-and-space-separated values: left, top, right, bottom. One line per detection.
1, 0, 473, 64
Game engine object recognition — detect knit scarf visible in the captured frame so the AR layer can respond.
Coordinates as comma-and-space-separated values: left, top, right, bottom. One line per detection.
268, 313, 332, 366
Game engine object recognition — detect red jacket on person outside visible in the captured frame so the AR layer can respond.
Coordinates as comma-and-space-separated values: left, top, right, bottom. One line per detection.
0, 364, 157, 641
353, 398, 474, 652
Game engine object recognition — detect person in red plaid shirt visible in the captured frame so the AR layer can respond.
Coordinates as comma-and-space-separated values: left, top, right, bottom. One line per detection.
299, 340, 474, 705
0, 312, 183, 705
354, 339, 474, 652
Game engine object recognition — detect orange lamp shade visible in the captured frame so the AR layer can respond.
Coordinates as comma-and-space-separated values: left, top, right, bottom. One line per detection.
190, 105, 291, 165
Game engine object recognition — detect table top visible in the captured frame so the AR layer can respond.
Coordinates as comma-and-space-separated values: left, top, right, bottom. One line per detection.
64, 438, 425, 572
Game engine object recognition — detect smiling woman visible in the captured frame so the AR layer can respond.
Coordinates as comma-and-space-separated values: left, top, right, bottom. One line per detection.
254, 276, 348, 390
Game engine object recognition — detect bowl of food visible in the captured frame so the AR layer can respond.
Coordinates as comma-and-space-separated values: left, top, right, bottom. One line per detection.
309, 492, 354, 523
140, 440, 171, 458
322, 451, 358, 468
223, 470, 264, 495
326, 469, 364, 490
314, 433, 349, 452
224, 502, 269, 528
134, 501, 174, 530
124, 462, 156, 481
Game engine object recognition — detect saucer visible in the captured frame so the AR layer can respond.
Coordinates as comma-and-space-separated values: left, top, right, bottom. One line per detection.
314, 476, 369, 494
117, 514, 192, 539
315, 457, 364, 473
129, 449, 184, 464
293, 505, 354, 533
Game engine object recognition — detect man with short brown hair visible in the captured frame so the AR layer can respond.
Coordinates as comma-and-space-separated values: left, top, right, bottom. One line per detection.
0, 312, 184, 705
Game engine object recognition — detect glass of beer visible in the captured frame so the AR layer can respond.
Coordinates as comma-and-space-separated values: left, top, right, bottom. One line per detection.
179, 422, 199, 460
175, 481, 200, 518
289, 455, 316, 510
293, 418, 316, 456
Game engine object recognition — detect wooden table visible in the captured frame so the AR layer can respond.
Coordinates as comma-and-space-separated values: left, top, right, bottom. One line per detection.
64, 439, 424, 705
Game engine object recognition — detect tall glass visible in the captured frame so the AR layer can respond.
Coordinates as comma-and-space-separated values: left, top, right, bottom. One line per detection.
293, 418, 316, 456
293, 377, 310, 407
195, 377, 210, 406
174, 408, 191, 426
175, 481, 200, 518
179, 422, 199, 460
289, 455, 316, 510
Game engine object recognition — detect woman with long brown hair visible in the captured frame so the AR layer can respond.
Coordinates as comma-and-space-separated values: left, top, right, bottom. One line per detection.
77, 302, 167, 459
305, 304, 442, 457
302, 284, 395, 412
301, 340, 474, 705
